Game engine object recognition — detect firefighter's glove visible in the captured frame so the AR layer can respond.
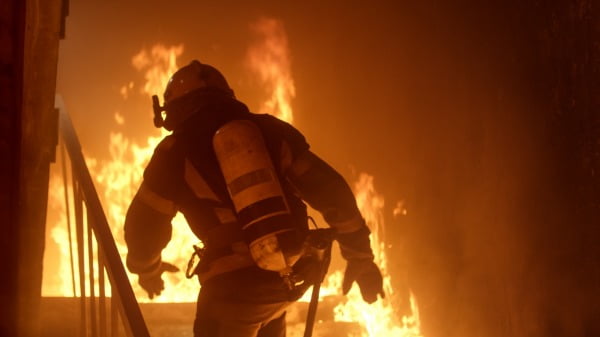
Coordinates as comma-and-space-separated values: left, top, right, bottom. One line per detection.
138, 262, 179, 299
342, 259, 385, 304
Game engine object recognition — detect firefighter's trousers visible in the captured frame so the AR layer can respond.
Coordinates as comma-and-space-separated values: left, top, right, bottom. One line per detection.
193, 264, 313, 337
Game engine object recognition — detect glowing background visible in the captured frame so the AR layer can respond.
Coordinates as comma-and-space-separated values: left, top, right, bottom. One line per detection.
43, 1, 599, 337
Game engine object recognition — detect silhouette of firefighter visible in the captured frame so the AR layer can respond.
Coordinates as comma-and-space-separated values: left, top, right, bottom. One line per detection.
124, 60, 384, 337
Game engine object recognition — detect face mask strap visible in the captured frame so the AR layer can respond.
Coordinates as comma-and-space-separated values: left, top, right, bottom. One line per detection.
152, 95, 165, 128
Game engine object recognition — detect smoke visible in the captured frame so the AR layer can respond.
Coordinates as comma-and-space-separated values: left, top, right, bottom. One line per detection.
388, 2, 600, 336
51, 1, 599, 336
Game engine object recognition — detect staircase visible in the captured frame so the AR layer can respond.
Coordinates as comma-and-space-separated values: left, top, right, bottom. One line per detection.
49, 101, 150, 337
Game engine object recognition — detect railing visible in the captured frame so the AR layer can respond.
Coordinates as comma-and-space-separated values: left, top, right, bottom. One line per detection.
55, 99, 150, 337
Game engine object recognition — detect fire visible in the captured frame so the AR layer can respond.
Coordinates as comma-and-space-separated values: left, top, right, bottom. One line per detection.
44, 15, 423, 336
132, 44, 183, 97
332, 173, 422, 336
246, 17, 296, 123
45, 43, 201, 303
246, 18, 423, 336
91, 43, 200, 303
44, 159, 105, 298
45, 173, 77, 297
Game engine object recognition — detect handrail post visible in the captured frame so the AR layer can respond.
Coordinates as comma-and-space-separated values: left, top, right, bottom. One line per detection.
87, 213, 98, 337
59, 142, 77, 297
57, 101, 150, 337
74, 179, 87, 336
99, 252, 107, 337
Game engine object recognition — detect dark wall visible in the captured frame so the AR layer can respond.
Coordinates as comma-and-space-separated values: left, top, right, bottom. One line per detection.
0, 0, 25, 335
1, 1, 66, 336
396, 2, 600, 336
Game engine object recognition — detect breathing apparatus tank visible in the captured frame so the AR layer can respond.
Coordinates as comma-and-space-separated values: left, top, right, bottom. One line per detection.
213, 120, 302, 278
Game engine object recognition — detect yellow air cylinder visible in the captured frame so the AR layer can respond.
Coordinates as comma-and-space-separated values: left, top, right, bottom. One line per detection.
213, 120, 299, 275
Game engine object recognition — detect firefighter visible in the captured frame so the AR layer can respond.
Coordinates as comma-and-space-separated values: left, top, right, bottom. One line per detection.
124, 60, 384, 337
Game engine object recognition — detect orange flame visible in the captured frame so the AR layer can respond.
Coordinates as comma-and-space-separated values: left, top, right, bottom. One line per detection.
333, 173, 423, 336
246, 17, 296, 124
44, 162, 106, 298
44, 17, 424, 337
44, 43, 201, 303
132, 44, 183, 97
44, 173, 77, 297
95, 43, 200, 303
246, 18, 423, 336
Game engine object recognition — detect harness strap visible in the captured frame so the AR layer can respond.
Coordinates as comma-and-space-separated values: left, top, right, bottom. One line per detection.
196, 252, 256, 284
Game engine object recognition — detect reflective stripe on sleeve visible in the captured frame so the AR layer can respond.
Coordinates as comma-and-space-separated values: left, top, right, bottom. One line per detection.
138, 183, 177, 216
184, 158, 221, 202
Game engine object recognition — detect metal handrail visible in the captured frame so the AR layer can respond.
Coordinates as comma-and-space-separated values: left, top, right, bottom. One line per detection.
57, 102, 150, 337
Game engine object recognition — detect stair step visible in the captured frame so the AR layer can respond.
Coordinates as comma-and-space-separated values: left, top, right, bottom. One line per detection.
40, 296, 360, 336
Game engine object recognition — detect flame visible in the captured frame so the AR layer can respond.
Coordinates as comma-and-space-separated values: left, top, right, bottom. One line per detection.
44, 17, 424, 337
393, 200, 408, 217
246, 17, 296, 123
332, 173, 422, 336
245, 17, 423, 336
92, 43, 200, 302
44, 165, 106, 298
45, 43, 201, 303
132, 44, 183, 97
45, 173, 76, 297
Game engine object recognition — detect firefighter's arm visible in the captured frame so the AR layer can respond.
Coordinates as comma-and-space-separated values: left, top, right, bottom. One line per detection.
124, 182, 179, 299
285, 150, 384, 303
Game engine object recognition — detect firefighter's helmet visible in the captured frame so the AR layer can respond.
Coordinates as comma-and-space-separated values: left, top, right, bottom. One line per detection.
152, 60, 234, 130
